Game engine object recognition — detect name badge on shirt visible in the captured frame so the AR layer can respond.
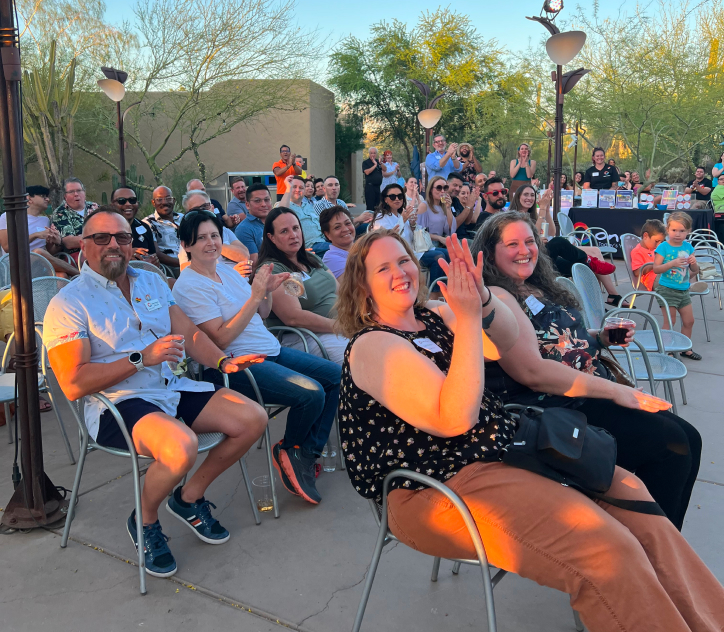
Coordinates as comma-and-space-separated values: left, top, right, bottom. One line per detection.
300, 271, 311, 282
136, 225, 147, 235
592, 172, 599, 176
413, 338, 443, 354
525, 295, 545, 315
145, 299, 162, 311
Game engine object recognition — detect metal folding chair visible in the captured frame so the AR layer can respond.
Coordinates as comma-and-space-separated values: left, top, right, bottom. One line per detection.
0, 252, 55, 280
558, 213, 617, 284
692, 245, 724, 310
128, 260, 168, 281
60, 390, 258, 595
572, 263, 687, 413
353, 404, 585, 632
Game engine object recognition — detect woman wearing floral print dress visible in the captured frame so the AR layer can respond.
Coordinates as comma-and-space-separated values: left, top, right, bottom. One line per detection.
471, 211, 701, 531
336, 229, 724, 632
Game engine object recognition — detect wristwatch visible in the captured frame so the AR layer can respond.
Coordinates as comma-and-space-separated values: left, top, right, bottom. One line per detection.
128, 351, 144, 372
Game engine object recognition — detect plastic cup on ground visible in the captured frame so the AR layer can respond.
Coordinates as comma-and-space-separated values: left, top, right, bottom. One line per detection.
253, 475, 274, 512
604, 317, 635, 345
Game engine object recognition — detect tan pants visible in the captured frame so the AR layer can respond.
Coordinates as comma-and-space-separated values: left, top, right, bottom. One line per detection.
388, 462, 724, 632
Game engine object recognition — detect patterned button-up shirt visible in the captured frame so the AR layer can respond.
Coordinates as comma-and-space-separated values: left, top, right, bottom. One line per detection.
43, 264, 213, 439
51, 201, 99, 252
142, 211, 183, 255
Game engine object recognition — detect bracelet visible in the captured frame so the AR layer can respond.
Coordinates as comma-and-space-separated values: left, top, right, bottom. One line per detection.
217, 355, 230, 371
482, 287, 493, 308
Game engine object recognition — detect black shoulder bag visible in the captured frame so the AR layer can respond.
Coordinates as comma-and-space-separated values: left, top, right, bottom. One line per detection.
500, 407, 665, 516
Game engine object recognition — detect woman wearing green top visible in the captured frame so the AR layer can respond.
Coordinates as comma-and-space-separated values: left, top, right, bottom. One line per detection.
257, 206, 348, 364
509, 143, 536, 196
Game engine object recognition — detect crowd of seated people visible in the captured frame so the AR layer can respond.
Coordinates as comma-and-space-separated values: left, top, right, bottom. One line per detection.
13, 142, 719, 628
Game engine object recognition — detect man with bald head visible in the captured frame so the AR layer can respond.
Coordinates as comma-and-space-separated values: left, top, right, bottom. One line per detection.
144, 186, 183, 276
185, 179, 229, 227
44, 208, 267, 579
362, 147, 383, 211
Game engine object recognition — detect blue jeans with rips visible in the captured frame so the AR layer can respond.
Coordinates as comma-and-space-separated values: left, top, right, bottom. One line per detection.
204, 346, 341, 457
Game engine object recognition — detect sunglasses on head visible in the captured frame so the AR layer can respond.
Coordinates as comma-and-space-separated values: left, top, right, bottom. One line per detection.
114, 197, 138, 205
486, 189, 508, 197
386, 193, 405, 201
82, 232, 133, 246
433, 185, 450, 191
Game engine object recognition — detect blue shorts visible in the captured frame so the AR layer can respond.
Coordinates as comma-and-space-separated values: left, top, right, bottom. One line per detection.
96, 387, 220, 450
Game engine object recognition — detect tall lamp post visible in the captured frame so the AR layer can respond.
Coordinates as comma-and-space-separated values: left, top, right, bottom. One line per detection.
409, 80, 443, 191
98, 67, 140, 187
527, 0, 589, 220
0, 0, 67, 528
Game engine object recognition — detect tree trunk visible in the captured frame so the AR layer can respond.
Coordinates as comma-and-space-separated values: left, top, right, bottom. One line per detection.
192, 143, 207, 183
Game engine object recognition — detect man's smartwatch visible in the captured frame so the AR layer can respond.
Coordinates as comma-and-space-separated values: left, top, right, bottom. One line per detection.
128, 351, 144, 372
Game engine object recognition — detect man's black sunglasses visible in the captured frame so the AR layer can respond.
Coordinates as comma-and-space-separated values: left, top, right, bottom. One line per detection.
82, 232, 133, 246
114, 197, 138, 205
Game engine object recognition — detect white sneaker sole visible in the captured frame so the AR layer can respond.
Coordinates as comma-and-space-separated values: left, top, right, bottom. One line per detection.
165, 502, 230, 545
126, 523, 178, 578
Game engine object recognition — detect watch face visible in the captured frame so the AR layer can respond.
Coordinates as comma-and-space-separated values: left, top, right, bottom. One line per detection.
129, 352, 142, 364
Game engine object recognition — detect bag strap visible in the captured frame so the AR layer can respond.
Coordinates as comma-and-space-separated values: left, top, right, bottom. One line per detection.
576, 485, 667, 517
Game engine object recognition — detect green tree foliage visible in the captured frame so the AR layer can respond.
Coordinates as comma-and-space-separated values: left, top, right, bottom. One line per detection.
334, 106, 364, 200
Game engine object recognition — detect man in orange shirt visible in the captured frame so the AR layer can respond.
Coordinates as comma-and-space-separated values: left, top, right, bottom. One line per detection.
273, 145, 302, 201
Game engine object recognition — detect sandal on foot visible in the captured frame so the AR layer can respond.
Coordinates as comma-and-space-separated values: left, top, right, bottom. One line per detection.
39, 398, 52, 412
681, 350, 702, 361
606, 295, 631, 308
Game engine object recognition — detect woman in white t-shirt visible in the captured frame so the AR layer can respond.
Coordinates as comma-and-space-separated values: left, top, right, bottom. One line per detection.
172, 211, 342, 505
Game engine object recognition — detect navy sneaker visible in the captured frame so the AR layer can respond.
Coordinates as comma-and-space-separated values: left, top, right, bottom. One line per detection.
127, 510, 177, 578
272, 441, 299, 497
166, 487, 230, 544
279, 446, 322, 504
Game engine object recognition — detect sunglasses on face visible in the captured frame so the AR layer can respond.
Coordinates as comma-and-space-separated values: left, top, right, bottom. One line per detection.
486, 189, 508, 197
386, 193, 405, 201
82, 232, 133, 246
114, 197, 138, 205
433, 185, 450, 191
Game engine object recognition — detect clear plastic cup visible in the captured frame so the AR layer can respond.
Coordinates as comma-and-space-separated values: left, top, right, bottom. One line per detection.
604, 317, 635, 345
166, 336, 185, 375
253, 475, 274, 513
678, 251, 689, 269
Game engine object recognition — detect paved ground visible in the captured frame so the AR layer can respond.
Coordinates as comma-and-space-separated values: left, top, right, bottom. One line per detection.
1, 263, 722, 632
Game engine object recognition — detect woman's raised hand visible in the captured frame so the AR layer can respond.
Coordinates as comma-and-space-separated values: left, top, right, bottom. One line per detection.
437, 259, 482, 319
439, 235, 486, 302
249, 263, 290, 301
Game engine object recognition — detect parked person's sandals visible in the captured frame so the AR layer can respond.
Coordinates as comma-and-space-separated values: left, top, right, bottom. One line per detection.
605, 294, 631, 308
681, 350, 702, 361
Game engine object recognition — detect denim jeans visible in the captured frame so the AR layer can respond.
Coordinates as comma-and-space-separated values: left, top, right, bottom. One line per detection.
311, 241, 331, 257
420, 247, 449, 291
203, 347, 341, 456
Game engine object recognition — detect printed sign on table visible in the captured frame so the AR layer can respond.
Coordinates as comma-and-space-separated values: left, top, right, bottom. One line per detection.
581, 189, 598, 208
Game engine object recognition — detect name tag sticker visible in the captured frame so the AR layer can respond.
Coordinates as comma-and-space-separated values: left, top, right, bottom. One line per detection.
413, 338, 443, 354
525, 295, 545, 315
145, 299, 162, 311
592, 172, 599, 176
300, 271, 311, 282
136, 225, 147, 234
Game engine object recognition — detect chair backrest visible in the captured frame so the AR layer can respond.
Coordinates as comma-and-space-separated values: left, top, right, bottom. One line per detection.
571, 262, 606, 329
29, 252, 55, 279
32, 276, 70, 323
555, 276, 589, 327
128, 260, 167, 280
0, 254, 9, 288
620, 233, 641, 285
558, 213, 574, 237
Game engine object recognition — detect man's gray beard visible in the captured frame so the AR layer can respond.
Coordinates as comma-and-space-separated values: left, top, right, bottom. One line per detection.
100, 255, 128, 280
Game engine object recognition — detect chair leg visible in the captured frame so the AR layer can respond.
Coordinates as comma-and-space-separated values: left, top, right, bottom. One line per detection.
573, 609, 585, 632
61, 428, 89, 548
335, 413, 345, 471
130, 455, 147, 595
5, 402, 12, 444
256, 434, 264, 449
664, 381, 678, 416
700, 295, 711, 342
679, 378, 687, 405
45, 384, 75, 464
263, 426, 279, 519
452, 561, 462, 575
352, 528, 391, 632
430, 557, 441, 582
239, 457, 261, 525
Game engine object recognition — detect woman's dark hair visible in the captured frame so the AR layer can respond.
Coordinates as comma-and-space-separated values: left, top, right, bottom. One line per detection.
592, 147, 605, 161
319, 205, 353, 235
575, 171, 585, 183
257, 206, 322, 273
178, 210, 223, 261
508, 184, 538, 221
561, 173, 569, 188
471, 211, 578, 308
372, 183, 406, 229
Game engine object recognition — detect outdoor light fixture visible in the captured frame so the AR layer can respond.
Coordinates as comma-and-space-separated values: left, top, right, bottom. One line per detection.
543, 0, 563, 14
418, 108, 442, 129
546, 31, 587, 65
97, 78, 125, 102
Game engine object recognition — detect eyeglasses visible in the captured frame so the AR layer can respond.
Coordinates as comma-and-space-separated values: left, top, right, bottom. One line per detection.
188, 202, 213, 212
65, 189, 84, 195
386, 193, 405, 201
433, 185, 449, 191
82, 232, 133, 246
486, 189, 508, 197
114, 197, 138, 205
153, 196, 175, 203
